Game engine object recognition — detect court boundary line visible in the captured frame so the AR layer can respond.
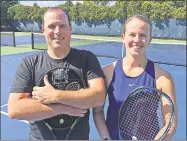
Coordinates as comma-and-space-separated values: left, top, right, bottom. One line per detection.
1, 104, 8, 108
71, 36, 186, 45
1, 111, 29, 124
1, 104, 29, 124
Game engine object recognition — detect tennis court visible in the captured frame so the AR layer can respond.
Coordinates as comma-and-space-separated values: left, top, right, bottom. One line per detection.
1, 33, 186, 140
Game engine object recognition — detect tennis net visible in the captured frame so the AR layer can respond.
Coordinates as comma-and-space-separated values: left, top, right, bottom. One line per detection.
1, 32, 16, 47
32, 33, 186, 67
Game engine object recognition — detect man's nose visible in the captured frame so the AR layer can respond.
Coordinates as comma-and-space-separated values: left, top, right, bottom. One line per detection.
54, 26, 60, 33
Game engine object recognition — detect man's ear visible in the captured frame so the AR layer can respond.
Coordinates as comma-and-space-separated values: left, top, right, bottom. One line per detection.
42, 25, 44, 32
121, 34, 125, 40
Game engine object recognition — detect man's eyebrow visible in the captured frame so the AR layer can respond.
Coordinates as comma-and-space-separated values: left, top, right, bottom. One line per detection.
60, 23, 67, 25
139, 32, 147, 34
127, 32, 135, 34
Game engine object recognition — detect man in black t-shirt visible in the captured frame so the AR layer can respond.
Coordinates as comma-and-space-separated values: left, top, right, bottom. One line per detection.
8, 7, 105, 140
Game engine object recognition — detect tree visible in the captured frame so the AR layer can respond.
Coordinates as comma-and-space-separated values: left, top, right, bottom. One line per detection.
92, 1, 110, 6
141, 1, 153, 18
33, 3, 40, 8
171, 1, 186, 8
30, 4, 42, 21
64, 0, 73, 13
110, 1, 128, 21
71, 2, 82, 21
1, 0, 19, 30
8, 4, 29, 20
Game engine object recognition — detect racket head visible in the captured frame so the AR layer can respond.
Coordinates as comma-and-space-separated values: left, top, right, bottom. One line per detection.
118, 86, 174, 140
37, 67, 86, 129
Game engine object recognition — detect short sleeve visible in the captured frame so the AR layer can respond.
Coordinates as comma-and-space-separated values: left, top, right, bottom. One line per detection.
86, 51, 104, 81
10, 58, 34, 93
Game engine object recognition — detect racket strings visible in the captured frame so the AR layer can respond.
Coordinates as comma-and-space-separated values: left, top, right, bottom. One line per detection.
119, 89, 165, 140
120, 98, 153, 138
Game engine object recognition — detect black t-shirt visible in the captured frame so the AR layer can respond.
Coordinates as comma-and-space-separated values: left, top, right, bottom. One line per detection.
10, 48, 104, 93
10, 48, 104, 140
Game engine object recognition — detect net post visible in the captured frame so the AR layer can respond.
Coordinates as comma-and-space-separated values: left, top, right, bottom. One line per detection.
13, 31, 16, 47
31, 32, 34, 49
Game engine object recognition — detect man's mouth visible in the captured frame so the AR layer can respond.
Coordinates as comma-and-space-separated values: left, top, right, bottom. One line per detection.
53, 37, 65, 40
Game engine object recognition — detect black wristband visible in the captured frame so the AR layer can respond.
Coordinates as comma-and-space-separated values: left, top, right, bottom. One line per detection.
103, 138, 109, 140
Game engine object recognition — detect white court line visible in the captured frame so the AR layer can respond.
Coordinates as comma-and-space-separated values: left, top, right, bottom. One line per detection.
1, 104, 8, 108
102, 63, 114, 68
1, 111, 29, 124
71, 36, 186, 45
1, 111, 9, 116
151, 41, 186, 45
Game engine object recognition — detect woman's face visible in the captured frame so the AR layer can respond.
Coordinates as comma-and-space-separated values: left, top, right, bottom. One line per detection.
122, 18, 152, 57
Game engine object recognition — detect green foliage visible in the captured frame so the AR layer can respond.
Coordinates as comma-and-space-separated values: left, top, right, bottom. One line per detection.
141, 1, 153, 18
70, 2, 82, 21
1, 0, 19, 29
6, 1, 186, 23
171, 6, 186, 19
8, 4, 29, 20
92, 1, 110, 6
111, 1, 128, 21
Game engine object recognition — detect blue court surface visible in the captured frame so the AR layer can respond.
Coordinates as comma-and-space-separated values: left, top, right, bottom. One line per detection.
1, 43, 186, 140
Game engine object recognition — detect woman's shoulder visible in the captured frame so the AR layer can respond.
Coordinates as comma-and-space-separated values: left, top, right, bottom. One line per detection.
154, 63, 173, 78
154, 63, 174, 88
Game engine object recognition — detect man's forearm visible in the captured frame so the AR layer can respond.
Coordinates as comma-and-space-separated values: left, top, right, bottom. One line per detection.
55, 87, 105, 109
9, 98, 68, 121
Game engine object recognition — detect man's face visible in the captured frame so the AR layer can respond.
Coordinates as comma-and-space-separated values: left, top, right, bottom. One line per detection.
122, 18, 151, 57
42, 10, 72, 50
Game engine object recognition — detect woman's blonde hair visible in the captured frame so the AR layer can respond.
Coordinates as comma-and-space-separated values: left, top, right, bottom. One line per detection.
123, 14, 152, 36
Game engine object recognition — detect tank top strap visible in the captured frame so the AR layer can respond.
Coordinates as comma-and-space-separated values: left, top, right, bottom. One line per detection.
145, 59, 156, 80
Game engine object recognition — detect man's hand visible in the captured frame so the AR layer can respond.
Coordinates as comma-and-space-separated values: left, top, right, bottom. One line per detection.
32, 75, 58, 104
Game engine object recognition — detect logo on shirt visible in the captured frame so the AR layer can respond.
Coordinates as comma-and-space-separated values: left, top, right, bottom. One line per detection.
129, 84, 135, 87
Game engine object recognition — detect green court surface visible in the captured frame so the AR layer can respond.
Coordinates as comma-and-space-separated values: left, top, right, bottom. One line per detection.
1, 45, 36, 56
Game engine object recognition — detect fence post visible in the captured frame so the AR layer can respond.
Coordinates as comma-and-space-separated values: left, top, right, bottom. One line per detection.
13, 31, 16, 47
31, 32, 34, 49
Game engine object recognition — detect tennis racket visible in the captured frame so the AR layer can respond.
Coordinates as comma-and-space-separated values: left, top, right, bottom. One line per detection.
36, 67, 87, 140
118, 86, 174, 140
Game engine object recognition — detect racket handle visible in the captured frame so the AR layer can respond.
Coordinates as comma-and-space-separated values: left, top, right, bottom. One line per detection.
45, 123, 52, 130
45, 122, 57, 140
65, 118, 81, 140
